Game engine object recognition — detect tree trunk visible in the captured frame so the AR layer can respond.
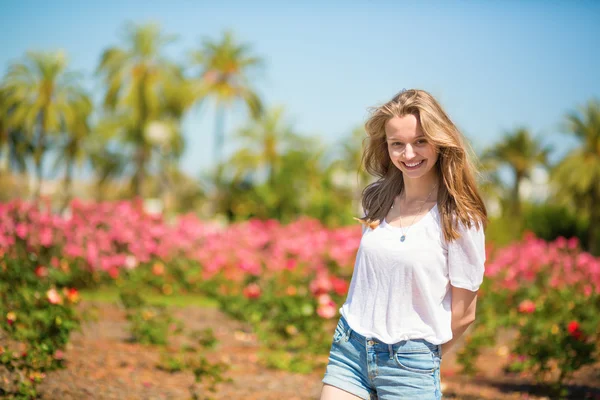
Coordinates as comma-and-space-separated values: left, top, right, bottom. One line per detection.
132, 72, 150, 198
33, 142, 44, 200
0, 140, 9, 175
32, 111, 48, 200
214, 104, 226, 164
588, 183, 600, 256
60, 158, 74, 213
132, 145, 148, 197
512, 171, 523, 217
213, 104, 226, 187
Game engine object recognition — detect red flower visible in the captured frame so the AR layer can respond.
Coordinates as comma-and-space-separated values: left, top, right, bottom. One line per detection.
243, 283, 261, 299
330, 277, 349, 296
567, 320, 584, 340
567, 320, 580, 334
35, 266, 48, 278
108, 268, 119, 279
517, 299, 536, 314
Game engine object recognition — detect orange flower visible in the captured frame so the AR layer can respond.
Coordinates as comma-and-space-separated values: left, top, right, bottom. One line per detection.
285, 285, 297, 296
63, 288, 79, 303
152, 262, 165, 276
6, 312, 16, 325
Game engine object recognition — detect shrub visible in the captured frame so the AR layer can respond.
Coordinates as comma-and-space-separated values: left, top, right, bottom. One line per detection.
0, 256, 80, 398
522, 203, 588, 246
458, 234, 600, 397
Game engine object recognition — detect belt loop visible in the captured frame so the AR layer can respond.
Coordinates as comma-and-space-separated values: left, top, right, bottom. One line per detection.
388, 344, 393, 359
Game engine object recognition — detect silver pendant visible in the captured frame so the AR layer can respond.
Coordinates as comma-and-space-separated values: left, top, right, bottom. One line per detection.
400, 235, 406, 242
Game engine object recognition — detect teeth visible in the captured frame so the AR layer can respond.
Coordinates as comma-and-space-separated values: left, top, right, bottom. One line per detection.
405, 161, 423, 167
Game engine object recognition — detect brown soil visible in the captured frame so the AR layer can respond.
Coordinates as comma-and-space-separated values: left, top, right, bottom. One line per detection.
10, 302, 600, 399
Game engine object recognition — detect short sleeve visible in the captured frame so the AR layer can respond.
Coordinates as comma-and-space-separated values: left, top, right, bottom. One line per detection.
447, 222, 486, 292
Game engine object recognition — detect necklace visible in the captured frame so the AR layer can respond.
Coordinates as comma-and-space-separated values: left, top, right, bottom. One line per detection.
392, 184, 437, 242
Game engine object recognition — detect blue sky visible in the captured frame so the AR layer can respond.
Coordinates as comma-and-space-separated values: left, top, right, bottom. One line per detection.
1, 0, 599, 179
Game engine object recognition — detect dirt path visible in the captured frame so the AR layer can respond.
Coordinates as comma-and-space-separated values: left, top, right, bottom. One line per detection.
32, 301, 599, 400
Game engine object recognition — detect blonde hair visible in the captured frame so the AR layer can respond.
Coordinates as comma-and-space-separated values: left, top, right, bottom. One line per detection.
360, 89, 487, 241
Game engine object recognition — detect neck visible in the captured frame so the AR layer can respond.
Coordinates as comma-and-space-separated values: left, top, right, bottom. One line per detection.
401, 170, 439, 202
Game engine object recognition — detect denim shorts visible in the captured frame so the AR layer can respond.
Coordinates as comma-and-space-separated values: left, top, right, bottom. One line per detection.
322, 315, 443, 400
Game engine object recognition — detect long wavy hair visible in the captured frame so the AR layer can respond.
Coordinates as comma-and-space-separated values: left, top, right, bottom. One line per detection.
360, 89, 487, 242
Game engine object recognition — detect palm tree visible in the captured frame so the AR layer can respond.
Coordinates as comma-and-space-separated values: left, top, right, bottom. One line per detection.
482, 128, 551, 217
552, 100, 600, 254
96, 22, 188, 196
52, 95, 93, 209
0, 50, 90, 198
190, 30, 264, 177
329, 126, 371, 213
0, 92, 19, 175
228, 106, 297, 187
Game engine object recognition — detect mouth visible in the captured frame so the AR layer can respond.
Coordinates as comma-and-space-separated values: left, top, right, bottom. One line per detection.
402, 160, 425, 170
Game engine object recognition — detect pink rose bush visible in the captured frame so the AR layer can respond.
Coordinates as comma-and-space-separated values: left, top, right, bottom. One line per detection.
0, 199, 359, 373
458, 233, 600, 393
2, 199, 599, 382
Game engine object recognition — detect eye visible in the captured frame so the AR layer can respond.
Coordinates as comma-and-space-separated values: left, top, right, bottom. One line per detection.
391, 142, 403, 146
415, 139, 427, 145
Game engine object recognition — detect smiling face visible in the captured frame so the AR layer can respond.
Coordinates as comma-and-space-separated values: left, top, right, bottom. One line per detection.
385, 114, 439, 182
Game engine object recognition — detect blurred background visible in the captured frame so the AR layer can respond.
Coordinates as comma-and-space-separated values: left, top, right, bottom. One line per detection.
1, 0, 598, 246
1, 1, 600, 399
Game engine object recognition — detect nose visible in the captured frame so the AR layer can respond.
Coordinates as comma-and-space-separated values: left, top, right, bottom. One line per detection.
404, 144, 416, 159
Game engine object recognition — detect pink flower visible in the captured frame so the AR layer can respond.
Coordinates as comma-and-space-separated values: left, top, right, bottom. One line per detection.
285, 258, 298, 270
309, 274, 333, 296
517, 299, 536, 314
317, 294, 333, 305
317, 298, 337, 319
243, 283, 261, 299
46, 288, 63, 305
39, 228, 53, 247
15, 223, 27, 239
567, 237, 579, 250
53, 350, 64, 360
239, 260, 261, 275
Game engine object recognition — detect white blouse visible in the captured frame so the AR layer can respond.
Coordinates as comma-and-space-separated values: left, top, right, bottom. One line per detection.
339, 204, 486, 345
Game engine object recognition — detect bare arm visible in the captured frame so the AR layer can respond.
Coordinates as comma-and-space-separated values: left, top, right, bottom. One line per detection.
441, 285, 478, 356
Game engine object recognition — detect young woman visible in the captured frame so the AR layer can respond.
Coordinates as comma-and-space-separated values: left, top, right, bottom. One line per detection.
320, 89, 487, 400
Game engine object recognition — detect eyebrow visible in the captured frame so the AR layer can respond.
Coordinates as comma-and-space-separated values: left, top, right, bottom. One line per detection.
386, 135, 426, 142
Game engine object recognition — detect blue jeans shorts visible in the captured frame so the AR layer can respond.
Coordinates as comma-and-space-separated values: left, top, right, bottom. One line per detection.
322, 315, 443, 400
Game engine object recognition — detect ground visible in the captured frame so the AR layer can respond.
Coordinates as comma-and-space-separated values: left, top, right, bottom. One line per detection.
7, 301, 600, 399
